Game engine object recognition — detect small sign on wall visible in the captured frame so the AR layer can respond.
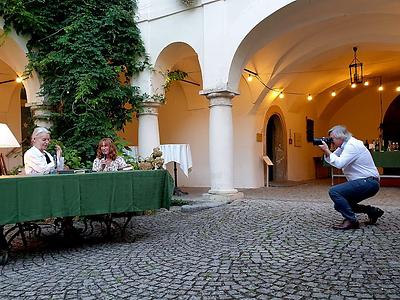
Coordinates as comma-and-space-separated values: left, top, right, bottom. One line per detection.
294, 132, 302, 147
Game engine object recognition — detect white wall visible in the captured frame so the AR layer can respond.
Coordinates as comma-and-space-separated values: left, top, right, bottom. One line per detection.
158, 83, 209, 187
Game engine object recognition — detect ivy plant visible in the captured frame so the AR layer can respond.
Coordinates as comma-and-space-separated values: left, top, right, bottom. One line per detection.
164, 70, 188, 91
0, 0, 148, 165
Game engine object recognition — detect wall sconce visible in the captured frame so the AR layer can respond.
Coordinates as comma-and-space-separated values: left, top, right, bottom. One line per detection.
0, 77, 23, 85
378, 78, 383, 91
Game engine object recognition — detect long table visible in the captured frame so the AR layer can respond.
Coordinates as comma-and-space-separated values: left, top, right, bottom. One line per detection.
325, 151, 400, 185
371, 151, 400, 168
0, 170, 174, 253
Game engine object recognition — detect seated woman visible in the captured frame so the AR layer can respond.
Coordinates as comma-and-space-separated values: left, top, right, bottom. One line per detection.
92, 138, 127, 172
24, 127, 62, 175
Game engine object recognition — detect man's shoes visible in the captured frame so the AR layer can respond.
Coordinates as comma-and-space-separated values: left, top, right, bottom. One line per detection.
366, 207, 384, 225
332, 219, 360, 230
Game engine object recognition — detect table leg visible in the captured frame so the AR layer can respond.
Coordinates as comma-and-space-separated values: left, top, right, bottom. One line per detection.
0, 226, 9, 265
173, 162, 188, 196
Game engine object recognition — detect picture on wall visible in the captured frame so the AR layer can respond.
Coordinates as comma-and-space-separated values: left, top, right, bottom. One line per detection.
294, 132, 302, 147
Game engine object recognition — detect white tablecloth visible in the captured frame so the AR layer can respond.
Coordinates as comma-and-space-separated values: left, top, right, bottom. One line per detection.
125, 144, 192, 177
160, 144, 192, 177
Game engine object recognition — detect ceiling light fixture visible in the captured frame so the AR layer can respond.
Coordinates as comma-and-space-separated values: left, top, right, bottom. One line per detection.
349, 46, 364, 85
307, 94, 313, 101
363, 80, 369, 86
331, 91, 336, 97
279, 92, 285, 99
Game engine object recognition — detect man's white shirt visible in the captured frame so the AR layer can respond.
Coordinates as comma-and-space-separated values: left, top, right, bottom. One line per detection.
324, 137, 379, 181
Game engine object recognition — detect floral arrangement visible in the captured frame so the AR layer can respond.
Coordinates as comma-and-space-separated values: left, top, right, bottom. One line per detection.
138, 147, 164, 170
180, 0, 196, 7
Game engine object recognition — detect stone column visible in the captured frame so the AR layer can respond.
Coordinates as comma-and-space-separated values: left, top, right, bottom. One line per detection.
27, 103, 53, 128
137, 101, 161, 158
201, 90, 243, 201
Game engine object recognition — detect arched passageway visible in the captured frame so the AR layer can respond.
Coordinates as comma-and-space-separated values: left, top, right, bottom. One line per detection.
382, 95, 400, 143
156, 42, 206, 187
266, 114, 286, 183
382, 95, 400, 175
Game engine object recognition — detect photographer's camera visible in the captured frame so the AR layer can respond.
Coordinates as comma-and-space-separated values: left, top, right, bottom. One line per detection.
313, 137, 333, 145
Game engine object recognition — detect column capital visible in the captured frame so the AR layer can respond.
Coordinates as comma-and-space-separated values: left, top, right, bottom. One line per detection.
200, 89, 239, 108
200, 88, 239, 98
27, 103, 53, 128
138, 100, 162, 116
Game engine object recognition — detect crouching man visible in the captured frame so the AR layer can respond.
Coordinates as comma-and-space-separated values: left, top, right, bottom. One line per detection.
318, 125, 384, 230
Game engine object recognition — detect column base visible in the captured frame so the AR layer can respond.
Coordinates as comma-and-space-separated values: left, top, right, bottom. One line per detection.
202, 191, 244, 202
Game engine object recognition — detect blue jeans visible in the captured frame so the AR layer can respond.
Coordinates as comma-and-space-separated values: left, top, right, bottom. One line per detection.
328, 177, 380, 222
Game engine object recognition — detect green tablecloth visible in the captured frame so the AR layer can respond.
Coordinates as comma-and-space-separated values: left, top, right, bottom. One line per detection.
0, 170, 174, 225
321, 151, 400, 168
371, 151, 400, 168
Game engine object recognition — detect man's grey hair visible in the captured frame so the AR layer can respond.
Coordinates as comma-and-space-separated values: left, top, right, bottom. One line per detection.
328, 125, 352, 141
31, 127, 50, 142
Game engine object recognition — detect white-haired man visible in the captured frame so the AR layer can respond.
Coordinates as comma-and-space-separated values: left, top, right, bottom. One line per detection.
318, 125, 384, 230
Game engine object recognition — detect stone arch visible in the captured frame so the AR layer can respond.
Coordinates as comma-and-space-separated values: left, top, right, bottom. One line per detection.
152, 41, 208, 187
0, 26, 42, 106
152, 42, 202, 98
0, 23, 43, 170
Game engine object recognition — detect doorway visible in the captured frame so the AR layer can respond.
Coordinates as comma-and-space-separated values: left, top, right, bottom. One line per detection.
382, 95, 400, 175
265, 114, 286, 184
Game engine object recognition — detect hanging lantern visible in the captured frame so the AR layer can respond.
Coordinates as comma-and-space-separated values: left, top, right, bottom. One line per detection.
349, 46, 364, 84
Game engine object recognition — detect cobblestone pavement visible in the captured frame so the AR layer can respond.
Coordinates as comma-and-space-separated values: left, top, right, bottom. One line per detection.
1, 181, 400, 299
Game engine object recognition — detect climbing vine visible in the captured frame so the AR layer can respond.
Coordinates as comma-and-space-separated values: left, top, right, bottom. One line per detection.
148, 69, 188, 104
164, 70, 188, 92
0, 0, 148, 164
